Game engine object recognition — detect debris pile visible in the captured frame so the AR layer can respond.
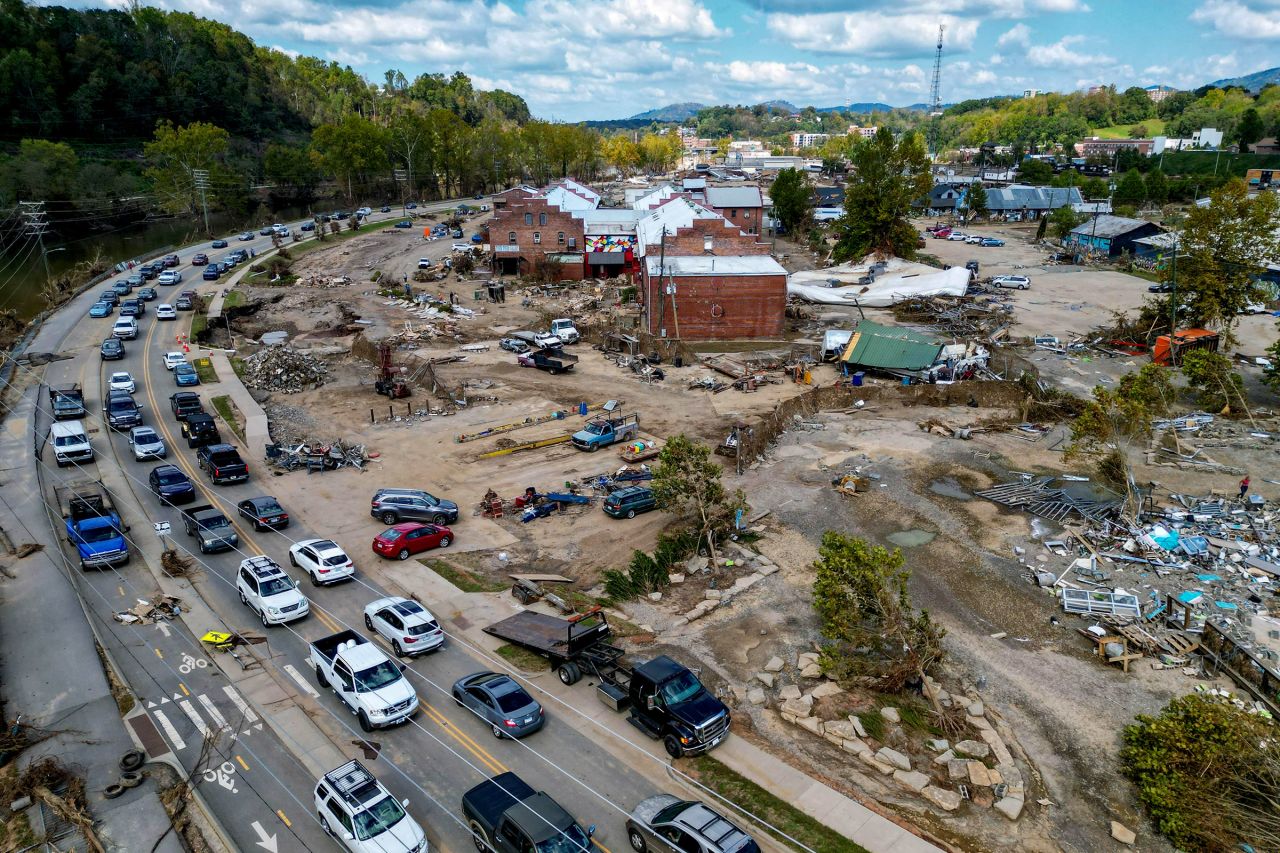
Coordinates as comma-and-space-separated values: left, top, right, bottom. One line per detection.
266, 438, 374, 473
114, 593, 183, 625
242, 346, 328, 394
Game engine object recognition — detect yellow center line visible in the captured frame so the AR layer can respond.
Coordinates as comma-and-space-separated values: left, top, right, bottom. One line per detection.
154, 648, 163, 659
276, 809, 291, 827
235, 755, 249, 771
178, 683, 190, 696
418, 703, 506, 775
593, 840, 612, 853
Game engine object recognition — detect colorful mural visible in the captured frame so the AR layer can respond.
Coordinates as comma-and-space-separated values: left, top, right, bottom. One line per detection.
585, 235, 636, 252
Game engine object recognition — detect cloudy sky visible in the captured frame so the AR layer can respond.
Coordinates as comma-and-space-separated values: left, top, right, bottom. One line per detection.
68, 0, 1280, 119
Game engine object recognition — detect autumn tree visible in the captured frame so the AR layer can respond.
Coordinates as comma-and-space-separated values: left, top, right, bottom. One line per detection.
1070, 364, 1174, 500
651, 435, 747, 563
309, 114, 389, 201
769, 168, 810, 235
144, 120, 238, 221
601, 135, 640, 176
832, 127, 931, 262
812, 532, 945, 694
1177, 179, 1280, 342
1180, 349, 1248, 414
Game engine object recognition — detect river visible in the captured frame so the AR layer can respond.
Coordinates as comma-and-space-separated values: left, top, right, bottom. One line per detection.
0, 204, 313, 320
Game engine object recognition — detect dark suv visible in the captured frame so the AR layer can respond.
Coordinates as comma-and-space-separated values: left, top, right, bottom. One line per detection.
105, 390, 143, 431
170, 392, 204, 421
100, 338, 125, 360
603, 486, 657, 519
370, 488, 459, 525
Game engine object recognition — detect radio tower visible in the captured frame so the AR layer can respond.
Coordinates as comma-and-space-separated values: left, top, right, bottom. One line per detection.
929, 25, 945, 116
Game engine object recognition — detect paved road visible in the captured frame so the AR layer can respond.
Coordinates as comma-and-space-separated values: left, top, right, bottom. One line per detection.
27, 204, 674, 853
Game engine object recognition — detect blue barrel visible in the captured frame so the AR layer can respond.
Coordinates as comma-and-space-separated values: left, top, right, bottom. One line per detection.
901, 376, 911, 386
578, 401, 588, 416
851, 372, 864, 387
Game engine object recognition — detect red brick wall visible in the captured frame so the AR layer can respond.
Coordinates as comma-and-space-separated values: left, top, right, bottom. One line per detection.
643, 269, 786, 339
491, 196, 585, 278
642, 217, 770, 257
707, 205, 762, 236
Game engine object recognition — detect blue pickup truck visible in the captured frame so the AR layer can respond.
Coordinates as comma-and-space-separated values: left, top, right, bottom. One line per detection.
56, 483, 129, 570
572, 412, 640, 452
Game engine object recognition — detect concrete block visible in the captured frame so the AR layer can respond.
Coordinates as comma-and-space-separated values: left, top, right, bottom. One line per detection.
1110, 821, 1136, 845
993, 796, 1024, 821
954, 739, 990, 759
810, 681, 843, 699
796, 715, 822, 735
874, 747, 911, 771
849, 715, 868, 738
747, 688, 766, 705
933, 749, 955, 765
893, 769, 931, 793
922, 786, 962, 812
778, 685, 801, 700
755, 672, 775, 688
780, 697, 812, 718
763, 656, 785, 673
880, 706, 901, 724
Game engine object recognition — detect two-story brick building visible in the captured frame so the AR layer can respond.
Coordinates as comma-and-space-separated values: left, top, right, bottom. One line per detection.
703, 186, 764, 236
491, 183, 592, 278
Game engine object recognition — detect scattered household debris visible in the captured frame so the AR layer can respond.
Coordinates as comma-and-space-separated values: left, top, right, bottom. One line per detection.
241, 346, 329, 394
974, 477, 1122, 524
114, 593, 183, 625
265, 438, 372, 472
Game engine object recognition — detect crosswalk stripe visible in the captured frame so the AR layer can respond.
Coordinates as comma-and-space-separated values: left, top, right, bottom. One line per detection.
197, 694, 228, 731
152, 709, 187, 751
221, 685, 259, 723
283, 663, 320, 698
178, 699, 210, 739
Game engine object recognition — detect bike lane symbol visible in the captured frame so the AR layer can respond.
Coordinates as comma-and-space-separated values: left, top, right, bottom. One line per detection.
202, 761, 238, 794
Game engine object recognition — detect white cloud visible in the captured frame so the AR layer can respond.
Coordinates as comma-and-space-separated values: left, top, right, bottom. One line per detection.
1025, 35, 1114, 68
766, 12, 979, 57
529, 0, 725, 40
1190, 1, 1280, 40
997, 23, 1031, 47
752, 0, 1087, 17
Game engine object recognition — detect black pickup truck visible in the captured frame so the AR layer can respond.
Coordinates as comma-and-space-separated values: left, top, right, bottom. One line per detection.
462, 772, 594, 853
105, 390, 143, 431
180, 504, 239, 553
49, 384, 87, 420
196, 444, 248, 485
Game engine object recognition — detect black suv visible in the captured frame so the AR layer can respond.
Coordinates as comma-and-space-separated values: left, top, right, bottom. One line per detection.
100, 338, 125, 360
181, 412, 221, 448
169, 392, 203, 421
369, 488, 459, 525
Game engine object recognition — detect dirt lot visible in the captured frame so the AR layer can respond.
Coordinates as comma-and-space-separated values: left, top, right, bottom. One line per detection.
221, 223, 1278, 853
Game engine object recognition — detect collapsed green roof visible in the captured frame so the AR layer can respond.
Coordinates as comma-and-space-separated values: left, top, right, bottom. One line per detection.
840, 320, 943, 371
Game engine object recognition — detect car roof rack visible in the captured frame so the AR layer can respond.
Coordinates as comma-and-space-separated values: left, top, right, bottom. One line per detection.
323, 760, 382, 807
242, 555, 283, 578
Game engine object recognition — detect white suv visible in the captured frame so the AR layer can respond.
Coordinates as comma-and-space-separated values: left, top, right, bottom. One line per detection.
236, 556, 309, 626
363, 597, 444, 657
289, 538, 355, 586
314, 760, 427, 853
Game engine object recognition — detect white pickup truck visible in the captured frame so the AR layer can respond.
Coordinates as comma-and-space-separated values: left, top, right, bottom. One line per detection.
310, 630, 419, 732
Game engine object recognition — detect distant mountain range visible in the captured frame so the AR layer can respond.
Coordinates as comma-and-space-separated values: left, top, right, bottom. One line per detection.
1207, 66, 1280, 93
622, 100, 921, 123
627, 102, 706, 121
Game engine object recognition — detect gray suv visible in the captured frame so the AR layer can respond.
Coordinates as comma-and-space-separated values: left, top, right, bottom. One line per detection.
626, 796, 759, 853
370, 488, 459, 525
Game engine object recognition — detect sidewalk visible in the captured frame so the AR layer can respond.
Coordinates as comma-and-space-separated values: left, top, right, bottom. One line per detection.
390, 562, 944, 853
0, 384, 183, 853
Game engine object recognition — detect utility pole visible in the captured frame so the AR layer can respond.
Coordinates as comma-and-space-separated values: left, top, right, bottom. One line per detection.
192, 169, 210, 235
394, 169, 408, 217
18, 201, 51, 281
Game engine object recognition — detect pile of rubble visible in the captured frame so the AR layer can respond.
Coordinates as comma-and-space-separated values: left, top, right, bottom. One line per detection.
266, 438, 373, 473
113, 593, 183, 625
241, 346, 329, 394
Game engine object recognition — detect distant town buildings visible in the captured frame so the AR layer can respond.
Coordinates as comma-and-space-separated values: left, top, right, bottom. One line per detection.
1022, 89, 1040, 99
789, 132, 830, 148
1076, 137, 1155, 157
846, 125, 878, 138
1144, 85, 1176, 103
1152, 127, 1224, 154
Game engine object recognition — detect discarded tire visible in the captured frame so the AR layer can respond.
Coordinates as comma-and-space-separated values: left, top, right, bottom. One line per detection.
119, 772, 144, 789
103, 784, 125, 799
120, 749, 145, 772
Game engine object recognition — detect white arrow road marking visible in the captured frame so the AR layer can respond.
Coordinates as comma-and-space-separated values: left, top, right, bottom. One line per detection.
251, 820, 279, 853
156, 622, 172, 638
221, 685, 259, 723
152, 708, 187, 751
283, 664, 319, 698
178, 699, 210, 739
197, 694, 229, 732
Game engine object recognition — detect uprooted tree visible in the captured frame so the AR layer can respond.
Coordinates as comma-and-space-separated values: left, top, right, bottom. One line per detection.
1069, 363, 1174, 504
1121, 693, 1280, 852
650, 434, 748, 565
1180, 348, 1249, 415
811, 531, 945, 695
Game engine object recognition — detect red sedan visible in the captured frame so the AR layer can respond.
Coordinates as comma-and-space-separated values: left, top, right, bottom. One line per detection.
372, 522, 453, 560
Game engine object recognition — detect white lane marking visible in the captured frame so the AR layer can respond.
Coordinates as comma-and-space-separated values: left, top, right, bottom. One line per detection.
178, 699, 211, 739
221, 685, 260, 723
197, 693, 229, 732
283, 663, 320, 698
152, 708, 187, 751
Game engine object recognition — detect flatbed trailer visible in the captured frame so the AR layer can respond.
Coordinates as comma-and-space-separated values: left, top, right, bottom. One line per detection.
483, 607, 631, 696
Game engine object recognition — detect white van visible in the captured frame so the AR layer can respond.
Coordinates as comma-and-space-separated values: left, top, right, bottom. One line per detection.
50, 420, 94, 467
112, 317, 138, 340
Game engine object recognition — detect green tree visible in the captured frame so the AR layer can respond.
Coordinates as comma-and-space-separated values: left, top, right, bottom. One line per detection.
1180, 349, 1248, 414
1049, 205, 1082, 241
1113, 169, 1147, 208
1081, 176, 1110, 199
1237, 107, 1265, 152
1070, 364, 1173, 497
1121, 694, 1280, 852
0, 139, 78, 201
1016, 158, 1054, 184
769, 168, 810, 235
651, 435, 748, 563
1144, 169, 1169, 206
811, 531, 945, 694
1178, 179, 1280, 340
967, 181, 989, 219
832, 127, 931, 262
263, 143, 319, 198
309, 114, 389, 201
143, 120, 237, 221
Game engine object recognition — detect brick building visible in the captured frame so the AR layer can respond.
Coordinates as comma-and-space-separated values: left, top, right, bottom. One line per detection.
703, 186, 764, 236
1076, 137, 1154, 158
491, 191, 589, 278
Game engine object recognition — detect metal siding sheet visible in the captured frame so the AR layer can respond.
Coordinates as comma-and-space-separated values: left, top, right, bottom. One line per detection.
842, 321, 943, 370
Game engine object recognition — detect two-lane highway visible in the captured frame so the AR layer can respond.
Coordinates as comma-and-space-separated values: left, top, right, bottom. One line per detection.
29, 205, 683, 853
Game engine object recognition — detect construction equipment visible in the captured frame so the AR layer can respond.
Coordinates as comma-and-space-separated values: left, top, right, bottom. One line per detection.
374, 342, 411, 399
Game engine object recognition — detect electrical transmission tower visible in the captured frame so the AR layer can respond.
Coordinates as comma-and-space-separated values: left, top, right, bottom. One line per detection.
929, 25, 945, 116
192, 169, 210, 235
18, 201, 51, 280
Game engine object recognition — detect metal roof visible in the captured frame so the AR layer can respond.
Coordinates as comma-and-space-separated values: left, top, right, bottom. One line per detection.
986, 184, 1082, 211
841, 320, 942, 371
1069, 214, 1158, 239
644, 255, 785, 276
635, 198, 725, 255
704, 186, 763, 208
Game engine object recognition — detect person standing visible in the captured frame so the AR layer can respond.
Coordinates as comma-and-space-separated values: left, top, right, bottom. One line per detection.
1239, 475, 1251, 500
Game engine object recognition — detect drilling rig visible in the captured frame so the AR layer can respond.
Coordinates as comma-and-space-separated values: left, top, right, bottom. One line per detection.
374, 342, 411, 399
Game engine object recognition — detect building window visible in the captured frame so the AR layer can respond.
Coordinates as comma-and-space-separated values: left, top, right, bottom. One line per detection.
539, 212, 547, 226
524, 213, 533, 225
731, 209, 738, 218
557, 232, 565, 245
533, 232, 541, 244
508, 232, 516, 244
568, 237, 576, 249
